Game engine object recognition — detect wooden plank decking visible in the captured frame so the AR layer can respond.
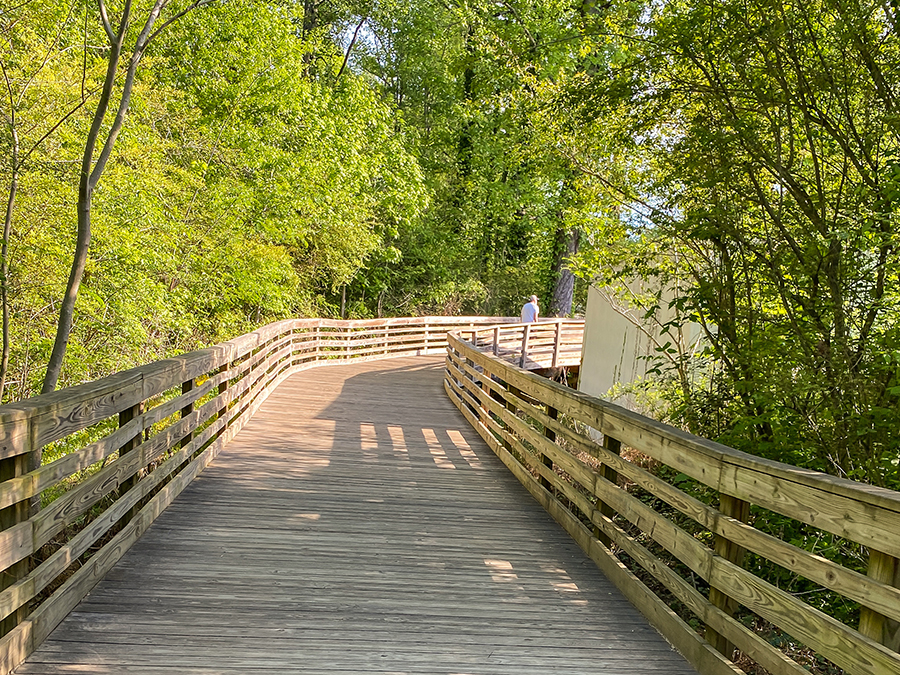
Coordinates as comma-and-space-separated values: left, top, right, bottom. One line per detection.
15, 356, 699, 675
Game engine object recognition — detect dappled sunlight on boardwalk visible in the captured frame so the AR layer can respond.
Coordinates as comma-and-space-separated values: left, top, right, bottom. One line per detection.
15, 357, 698, 675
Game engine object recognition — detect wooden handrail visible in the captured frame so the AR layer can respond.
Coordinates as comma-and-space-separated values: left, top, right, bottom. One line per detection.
0, 316, 515, 675
465, 318, 584, 370
444, 328, 900, 675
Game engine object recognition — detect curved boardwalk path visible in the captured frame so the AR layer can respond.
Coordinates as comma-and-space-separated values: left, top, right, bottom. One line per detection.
15, 357, 699, 675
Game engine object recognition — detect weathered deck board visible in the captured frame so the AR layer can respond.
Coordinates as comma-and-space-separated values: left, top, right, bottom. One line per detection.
15, 357, 698, 675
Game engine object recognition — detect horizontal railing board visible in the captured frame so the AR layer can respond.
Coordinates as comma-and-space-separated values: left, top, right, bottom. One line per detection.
476, 370, 900, 627
526, 402, 900, 626
441, 372, 742, 675
444, 328, 900, 675
0, 416, 142, 512
0, 373, 144, 461
448, 334, 900, 555
0, 407, 229, 627
587, 505, 808, 675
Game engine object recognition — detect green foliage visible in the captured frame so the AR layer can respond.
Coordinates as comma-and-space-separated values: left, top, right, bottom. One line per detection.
8, 0, 899, 541
1, 0, 426, 398
337, 0, 610, 317
3, 0, 616, 398
558, 0, 900, 490
5, 0, 900, 654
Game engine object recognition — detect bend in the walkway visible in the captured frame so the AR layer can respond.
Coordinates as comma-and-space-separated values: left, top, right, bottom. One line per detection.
16, 356, 698, 675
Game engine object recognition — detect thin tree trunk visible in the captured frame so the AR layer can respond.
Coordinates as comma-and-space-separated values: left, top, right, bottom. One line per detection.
42, 0, 206, 393
1, 21, 97, 400
456, 26, 476, 182
0, 123, 17, 403
41, 5, 127, 394
302, 0, 318, 36
337, 17, 366, 81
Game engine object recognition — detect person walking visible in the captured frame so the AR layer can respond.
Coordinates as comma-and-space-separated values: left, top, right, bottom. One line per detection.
520, 295, 539, 323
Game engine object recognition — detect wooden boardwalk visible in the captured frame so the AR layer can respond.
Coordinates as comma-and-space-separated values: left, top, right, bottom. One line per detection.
15, 357, 699, 675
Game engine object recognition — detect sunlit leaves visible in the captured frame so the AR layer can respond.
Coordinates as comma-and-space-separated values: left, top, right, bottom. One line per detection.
0, 0, 428, 398
555, 0, 900, 486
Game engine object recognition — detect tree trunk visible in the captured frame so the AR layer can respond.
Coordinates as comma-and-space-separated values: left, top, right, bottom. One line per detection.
42, 191, 93, 394
548, 227, 580, 317
456, 25, 476, 181
41, 9, 127, 395
302, 0, 318, 36
42, 0, 198, 393
0, 123, 17, 402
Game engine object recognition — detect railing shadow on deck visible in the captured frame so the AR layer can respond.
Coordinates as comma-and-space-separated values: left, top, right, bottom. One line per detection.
444, 328, 900, 675
0, 316, 566, 675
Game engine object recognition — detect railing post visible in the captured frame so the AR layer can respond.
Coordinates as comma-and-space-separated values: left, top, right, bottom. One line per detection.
493, 326, 500, 356
451, 343, 462, 387
552, 321, 562, 368
171, 376, 197, 480
117, 401, 143, 526
519, 324, 531, 368
0, 423, 32, 638
541, 406, 557, 491
217, 363, 229, 423
504, 383, 520, 458
464, 347, 479, 418
859, 550, 900, 650
595, 435, 621, 547
315, 322, 321, 362
707, 493, 751, 658
180, 378, 195, 451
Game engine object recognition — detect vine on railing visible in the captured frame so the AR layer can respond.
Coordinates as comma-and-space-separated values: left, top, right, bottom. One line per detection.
445, 327, 900, 675
0, 316, 513, 675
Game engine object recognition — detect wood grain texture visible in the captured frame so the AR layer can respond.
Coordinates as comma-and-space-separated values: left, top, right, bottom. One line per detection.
15, 357, 698, 675
446, 332, 900, 675
442, 375, 737, 675
446, 333, 900, 555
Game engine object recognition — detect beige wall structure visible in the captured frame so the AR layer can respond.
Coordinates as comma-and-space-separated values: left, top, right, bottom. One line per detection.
578, 283, 703, 409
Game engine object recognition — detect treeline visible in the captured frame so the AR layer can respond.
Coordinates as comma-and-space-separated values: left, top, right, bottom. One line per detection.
4, 0, 900, 492
3, 0, 423, 398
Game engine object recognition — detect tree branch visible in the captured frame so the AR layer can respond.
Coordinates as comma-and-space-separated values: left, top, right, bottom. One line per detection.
147, 0, 218, 45
98, 0, 115, 41
90, 0, 165, 187
337, 16, 366, 81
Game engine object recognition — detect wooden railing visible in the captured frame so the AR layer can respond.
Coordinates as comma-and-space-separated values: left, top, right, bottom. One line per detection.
445, 327, 900, 675
463, 319, 583, 369
0, 316, 515, 675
